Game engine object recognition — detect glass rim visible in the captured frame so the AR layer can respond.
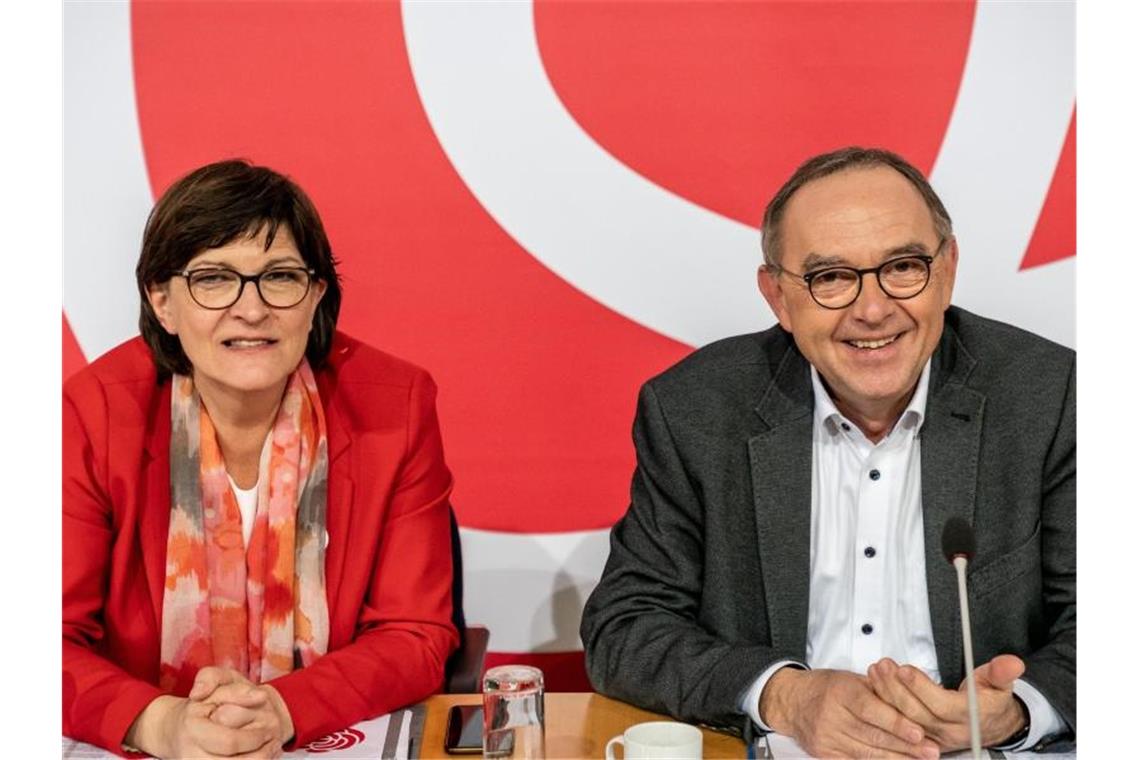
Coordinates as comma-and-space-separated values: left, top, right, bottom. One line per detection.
482, 663, 544, 691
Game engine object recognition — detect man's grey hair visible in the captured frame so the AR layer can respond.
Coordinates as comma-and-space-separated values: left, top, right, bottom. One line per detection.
760, 146, 954, 268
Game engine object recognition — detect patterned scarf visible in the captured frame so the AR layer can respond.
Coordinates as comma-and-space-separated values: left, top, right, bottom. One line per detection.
159, 361, 330, 694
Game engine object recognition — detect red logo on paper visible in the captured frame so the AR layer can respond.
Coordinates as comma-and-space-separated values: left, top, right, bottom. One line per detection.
304, 727, 365, 753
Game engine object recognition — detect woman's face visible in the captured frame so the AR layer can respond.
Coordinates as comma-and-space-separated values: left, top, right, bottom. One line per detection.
148, 225, 327, 400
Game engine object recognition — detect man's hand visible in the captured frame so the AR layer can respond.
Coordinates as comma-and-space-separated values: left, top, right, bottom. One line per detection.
867, 655, 1027, 751
759, 667, 940, 759
192, 667, 296, 746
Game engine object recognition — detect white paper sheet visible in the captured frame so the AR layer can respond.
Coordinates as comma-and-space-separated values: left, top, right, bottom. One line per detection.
767, 732, 993, 759
63, 709, 419, 759
762, 732, 1076, 759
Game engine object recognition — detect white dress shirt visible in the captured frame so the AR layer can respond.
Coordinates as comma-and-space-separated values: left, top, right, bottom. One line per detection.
738, 361, 1065, 750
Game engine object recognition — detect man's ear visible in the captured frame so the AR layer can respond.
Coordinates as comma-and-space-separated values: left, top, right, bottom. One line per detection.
146, 282, 178, 335
758, 265, 794, 332
939, 236, 959, 309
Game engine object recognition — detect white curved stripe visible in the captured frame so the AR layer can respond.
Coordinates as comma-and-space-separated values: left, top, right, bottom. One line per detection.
459, 527, 610, 653
404, 1, 1074, 349
64, 1, 154, 359
931, 1, 1075, 348
402, 1, 770, 348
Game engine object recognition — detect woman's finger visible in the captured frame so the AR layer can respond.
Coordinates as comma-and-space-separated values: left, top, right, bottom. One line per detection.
203, 682, 270, 709
190, 666, 251, 701
208, 702, 264, 730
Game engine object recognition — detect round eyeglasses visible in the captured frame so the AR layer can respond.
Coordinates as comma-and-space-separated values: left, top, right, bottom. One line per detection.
175, 266, 317, 310
775, 242, 946, 310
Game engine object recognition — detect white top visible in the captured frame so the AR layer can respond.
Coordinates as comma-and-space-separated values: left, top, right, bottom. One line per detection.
227, 475, 258, 549
739, 361, 1065, 749
804, 361, 939, 678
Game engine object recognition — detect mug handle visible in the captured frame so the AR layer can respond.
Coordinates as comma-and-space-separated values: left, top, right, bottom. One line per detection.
605, 736, 624, 760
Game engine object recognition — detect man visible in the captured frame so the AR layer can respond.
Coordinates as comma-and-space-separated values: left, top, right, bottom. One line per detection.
580, 147, 1074, 758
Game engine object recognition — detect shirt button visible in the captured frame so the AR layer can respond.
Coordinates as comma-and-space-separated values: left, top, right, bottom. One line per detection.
864, 546, 876, 558
841, 422, 851, 432
869, 469, 881, 481
861, 623, 874, 635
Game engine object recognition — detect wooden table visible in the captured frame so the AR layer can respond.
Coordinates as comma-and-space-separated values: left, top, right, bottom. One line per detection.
417, 693, 746, 759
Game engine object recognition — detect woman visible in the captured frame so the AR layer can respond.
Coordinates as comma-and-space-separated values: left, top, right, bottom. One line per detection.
63, 160, 459, 757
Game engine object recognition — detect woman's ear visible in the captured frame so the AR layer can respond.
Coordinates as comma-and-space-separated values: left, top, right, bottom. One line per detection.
311, 277, 328, 305
147, 282, 178, 335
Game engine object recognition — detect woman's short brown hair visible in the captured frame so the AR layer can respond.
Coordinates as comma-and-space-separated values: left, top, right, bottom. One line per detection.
136, 159, 342, 377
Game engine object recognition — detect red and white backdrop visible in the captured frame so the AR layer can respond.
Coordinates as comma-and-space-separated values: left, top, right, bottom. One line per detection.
64, 1, 1074, 691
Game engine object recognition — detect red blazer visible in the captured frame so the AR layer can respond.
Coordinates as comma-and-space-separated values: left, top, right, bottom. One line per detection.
63, 332, 459, 752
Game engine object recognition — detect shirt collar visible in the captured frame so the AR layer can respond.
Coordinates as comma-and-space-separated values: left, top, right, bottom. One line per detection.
810, 359, 932, 439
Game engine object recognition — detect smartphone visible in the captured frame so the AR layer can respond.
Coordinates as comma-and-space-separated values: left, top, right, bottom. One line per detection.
444, 704, 484, 754
444, 704, 515, 756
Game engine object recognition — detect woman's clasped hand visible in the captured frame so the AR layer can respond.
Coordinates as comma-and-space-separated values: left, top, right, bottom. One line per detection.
125, 667, 294, 759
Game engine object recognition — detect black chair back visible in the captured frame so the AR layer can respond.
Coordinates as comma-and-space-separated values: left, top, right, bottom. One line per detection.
444, 505, 488, 693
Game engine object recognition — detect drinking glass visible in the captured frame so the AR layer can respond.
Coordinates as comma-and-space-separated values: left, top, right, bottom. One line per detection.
483, 664, 545, 758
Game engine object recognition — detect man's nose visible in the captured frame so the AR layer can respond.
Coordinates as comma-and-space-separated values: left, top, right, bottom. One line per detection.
849, 271, 895, 322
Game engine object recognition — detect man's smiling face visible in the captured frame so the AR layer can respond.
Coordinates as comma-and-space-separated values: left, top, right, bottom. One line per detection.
759, 165, 958, 424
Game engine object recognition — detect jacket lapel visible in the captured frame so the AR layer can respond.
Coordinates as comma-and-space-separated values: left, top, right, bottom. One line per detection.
748, 344, 815, 657
318, 372, 353, 627
921, 323, 984, 687
140, 381, 173, 635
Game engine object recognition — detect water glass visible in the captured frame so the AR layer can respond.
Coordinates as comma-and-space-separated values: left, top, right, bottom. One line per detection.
483, 664, 545, 758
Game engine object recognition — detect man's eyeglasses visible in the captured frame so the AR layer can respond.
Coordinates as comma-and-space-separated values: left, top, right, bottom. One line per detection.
771, 240, 946, 310
174, 266, 317, 310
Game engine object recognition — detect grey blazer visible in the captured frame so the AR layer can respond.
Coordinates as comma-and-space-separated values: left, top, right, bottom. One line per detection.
580, 306, 1075, 739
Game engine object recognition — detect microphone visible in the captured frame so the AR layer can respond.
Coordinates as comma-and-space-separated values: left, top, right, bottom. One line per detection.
942, 517, 982, 760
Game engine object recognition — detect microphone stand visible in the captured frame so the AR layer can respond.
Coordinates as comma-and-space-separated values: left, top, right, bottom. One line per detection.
953, 555, 983, 760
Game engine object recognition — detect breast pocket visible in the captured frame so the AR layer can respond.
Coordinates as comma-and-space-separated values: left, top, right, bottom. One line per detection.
968, 520, 1042, 600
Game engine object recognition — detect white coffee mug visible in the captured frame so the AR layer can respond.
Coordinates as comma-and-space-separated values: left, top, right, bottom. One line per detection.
605, 721, 702, 759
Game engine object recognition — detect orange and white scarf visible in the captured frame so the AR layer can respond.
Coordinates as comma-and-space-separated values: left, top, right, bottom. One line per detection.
159, 362, 329, 693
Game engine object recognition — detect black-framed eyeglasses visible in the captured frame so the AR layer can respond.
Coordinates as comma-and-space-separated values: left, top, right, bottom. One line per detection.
174, 266, 317, 310
772, 240, 946, 310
